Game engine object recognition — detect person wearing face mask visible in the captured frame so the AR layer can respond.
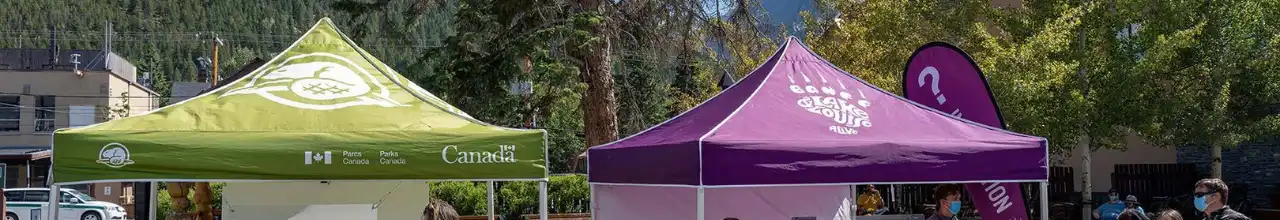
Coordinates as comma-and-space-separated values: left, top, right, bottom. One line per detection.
1091, 189, 1126, 220
926, 184, 964, 220
1193, 178, 1251, 220
1094, 189, 1128, 220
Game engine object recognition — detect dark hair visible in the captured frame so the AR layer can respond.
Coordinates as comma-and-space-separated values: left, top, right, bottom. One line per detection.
1195, 178, 1229, 203
934, 184, 963, 203
723, 218, 740, 220
1117, 209, 1144, 220
424, 198, 459, 220
1156, 210, 1183, 220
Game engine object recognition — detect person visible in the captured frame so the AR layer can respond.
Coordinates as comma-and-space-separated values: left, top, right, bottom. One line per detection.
1156, 210, 1183, 220
857, 185, 887, 215
1094, 189, 1127, 220
1193, 178, 1251, 220
1123, 195, 1149, 220
926, 184, 963, 220
423, 198, 460, 220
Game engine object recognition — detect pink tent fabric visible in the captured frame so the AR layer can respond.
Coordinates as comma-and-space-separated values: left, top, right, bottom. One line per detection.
589, 37, 1048, 187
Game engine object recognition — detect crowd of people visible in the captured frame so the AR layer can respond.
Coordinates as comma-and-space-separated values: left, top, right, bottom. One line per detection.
846, 178, 1254, 220
1090, 178, 1251, 220
424, 178, 1253, 220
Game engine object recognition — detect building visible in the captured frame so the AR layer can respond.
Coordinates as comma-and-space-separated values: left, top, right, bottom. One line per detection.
0, 48, 160, 207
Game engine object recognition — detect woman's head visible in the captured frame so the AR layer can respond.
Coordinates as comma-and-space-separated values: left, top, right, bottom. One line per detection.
1117, 209, 1144, 220
1156, 210, 1183, 220
423, 199, 459, 220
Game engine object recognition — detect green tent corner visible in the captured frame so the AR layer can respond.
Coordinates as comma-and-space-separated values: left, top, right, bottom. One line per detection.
51, 18, 548, 185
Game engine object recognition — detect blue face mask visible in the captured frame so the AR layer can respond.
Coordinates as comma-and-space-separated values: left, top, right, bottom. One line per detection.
948, 201, 962, 215
1194, 195, 1209, 211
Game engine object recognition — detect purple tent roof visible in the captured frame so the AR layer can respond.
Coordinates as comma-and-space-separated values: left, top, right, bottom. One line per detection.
588, 37, 1048, 187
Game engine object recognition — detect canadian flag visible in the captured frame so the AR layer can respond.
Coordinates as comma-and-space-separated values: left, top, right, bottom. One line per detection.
305, 151, 332, 165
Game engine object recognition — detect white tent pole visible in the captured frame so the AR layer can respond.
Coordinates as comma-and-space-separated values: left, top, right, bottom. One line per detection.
851, 185, 858, 220
539, 181, 548, 220
150, 182, 158, 220
696, 187, 705, 220
488, 181, 496, 220
48, 185, 59, 220
588, 184, 596, 220
1039, 182, 1049, 220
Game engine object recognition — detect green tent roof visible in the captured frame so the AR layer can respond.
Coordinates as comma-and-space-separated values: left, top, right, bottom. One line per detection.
52, 18, 547, 184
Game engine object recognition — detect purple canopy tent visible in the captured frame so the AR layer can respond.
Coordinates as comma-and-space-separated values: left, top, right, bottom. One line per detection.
587, 37, 1049, 220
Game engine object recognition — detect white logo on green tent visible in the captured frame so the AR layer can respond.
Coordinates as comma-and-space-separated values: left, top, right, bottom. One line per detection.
787, 71, 872, 135
221, 53, 405, 110
97, 143, 134, 168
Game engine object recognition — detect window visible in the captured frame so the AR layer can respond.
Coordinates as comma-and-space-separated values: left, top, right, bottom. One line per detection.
5, 165, 17, 188
59, 192, 79, 203
62, 184, 90, 194
70, 190, 95, 202
4, 191, 22, 202
29, 161, 48, 187
68, 106, 96, 128
35, 96, 55, 132
0, 96, 18, 132
22, 191, 48, 202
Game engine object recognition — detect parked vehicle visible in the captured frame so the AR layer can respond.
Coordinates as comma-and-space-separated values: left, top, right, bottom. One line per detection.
3, 188, 128, 220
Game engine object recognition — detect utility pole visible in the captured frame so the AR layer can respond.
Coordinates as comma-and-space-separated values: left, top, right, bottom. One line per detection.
211, 36, 223, 86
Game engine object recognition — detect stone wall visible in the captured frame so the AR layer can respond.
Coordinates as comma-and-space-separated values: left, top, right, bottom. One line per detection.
1177, 141, 1280, 208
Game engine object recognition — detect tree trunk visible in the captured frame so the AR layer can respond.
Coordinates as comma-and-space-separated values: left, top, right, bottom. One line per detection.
193, 182, 214, 220
1074, 5, 1092, 219
1211, 145, 1222, 178
574, 0, 620, 147
1080, 135, 1093, 220
165, 182, 194, 220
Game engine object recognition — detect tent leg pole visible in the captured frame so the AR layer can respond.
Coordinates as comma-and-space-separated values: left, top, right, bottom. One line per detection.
1040, 182, 1049, 220
851, 185, 858, 220
488, 181, 496, 220
589, 184, 596, 220
150, 182, 158, 220
696, 187, 705, 220
539, 181, 548, 220
48, 185, 59, 220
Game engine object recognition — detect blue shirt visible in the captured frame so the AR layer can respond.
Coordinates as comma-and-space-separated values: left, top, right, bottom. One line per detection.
1097, 202, 1127, 220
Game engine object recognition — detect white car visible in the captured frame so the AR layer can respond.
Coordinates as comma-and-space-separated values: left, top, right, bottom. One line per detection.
3, 188, 128, 220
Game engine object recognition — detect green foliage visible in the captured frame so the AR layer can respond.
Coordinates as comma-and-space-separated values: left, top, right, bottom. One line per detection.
1085, 1, 1280, 149
429, 181, 490, 216
156, 186, 175, 217
0, 0, 453, 100
803, 1, 1093, 154
421, 175, 589, 218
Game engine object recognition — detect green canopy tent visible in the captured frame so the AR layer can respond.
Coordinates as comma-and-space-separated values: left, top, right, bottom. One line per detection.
50, 18, 549, 219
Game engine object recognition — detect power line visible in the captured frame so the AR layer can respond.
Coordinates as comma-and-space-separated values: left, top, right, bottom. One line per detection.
0, 92, 192, 99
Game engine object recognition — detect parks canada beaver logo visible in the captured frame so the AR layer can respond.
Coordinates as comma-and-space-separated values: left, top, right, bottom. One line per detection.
220, 52, 405, 110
